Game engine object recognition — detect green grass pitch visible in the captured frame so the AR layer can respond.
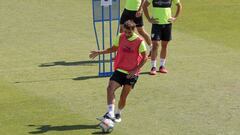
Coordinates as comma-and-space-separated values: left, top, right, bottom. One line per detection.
0, 0, 240, 135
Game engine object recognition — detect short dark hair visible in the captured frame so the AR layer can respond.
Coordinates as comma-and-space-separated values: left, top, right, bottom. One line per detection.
123, 20, 136, 30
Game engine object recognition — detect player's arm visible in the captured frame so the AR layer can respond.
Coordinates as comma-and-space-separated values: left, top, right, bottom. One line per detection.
127, 41, 148, 78
127, 51, 147, 78
90, 34, 120, 59
168, 1, 182, 22
142, 0, 158, 24
89, 46, 118, 59
136, 51, 148, 70
142, 0, 151, 21
136, 0, 145, 17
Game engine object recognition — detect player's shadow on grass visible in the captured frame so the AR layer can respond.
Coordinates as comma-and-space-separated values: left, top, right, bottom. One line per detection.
73, 75, 103, 80
92, 131, 113, 134
140, 71, 149, 75
39, 60, 110, 67
72, 71, 150, 81
28, 124, 99, 134
15, 71, 150, 83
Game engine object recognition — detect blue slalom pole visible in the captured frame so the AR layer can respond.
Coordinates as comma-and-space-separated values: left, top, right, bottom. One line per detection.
92, 0, 120, 77
92, 0, 101, 74
102, 5, 105, 74
109, 5, 113, 73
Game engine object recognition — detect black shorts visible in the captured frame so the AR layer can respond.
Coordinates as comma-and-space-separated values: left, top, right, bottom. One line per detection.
120, 8, 143, 27
110, 70, 139, 89
151, 23, 172, 41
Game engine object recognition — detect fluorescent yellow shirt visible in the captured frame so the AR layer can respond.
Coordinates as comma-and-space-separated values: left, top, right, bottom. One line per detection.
125, 0, 142, 11
148, 0, 180, 24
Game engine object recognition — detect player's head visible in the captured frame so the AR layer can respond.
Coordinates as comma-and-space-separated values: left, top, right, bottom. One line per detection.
123, 20, 136, 38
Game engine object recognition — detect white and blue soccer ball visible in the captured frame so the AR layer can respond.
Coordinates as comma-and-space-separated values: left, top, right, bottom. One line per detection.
99, 118, 114, 133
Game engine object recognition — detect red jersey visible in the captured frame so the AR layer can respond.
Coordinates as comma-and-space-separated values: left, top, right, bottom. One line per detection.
114, 33, 144, 75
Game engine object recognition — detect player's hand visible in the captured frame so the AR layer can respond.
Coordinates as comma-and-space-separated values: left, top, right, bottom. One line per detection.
127, 69, 137, 79
168, 17, 176, 23
135, 10, 142, 17
148, 17, 159, 24
89, 51, 99, 59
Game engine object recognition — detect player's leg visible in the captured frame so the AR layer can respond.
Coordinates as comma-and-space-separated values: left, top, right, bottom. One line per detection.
159, 40, 169, 73
137, 27, 151, 46
107, 80, 121, 110
118, 85, 132, 111
150, 24, 161, 75
115, 75, 138, 122
98, 79, 121, 132
137, 27, 152, 57
134, 15, 152, 58
159, 24, 172, 73
97, 71, 122, 121
150, 40, 159, 75
115, 85, 132, 122
97, 80, 120, 121
137, 27, 151, 44
105, 80, 121, 118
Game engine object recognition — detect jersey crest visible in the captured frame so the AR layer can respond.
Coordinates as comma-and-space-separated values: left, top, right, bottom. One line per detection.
152, 0, 172, 8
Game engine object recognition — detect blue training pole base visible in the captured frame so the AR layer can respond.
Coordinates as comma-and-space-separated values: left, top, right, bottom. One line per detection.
99, 72, 113, 77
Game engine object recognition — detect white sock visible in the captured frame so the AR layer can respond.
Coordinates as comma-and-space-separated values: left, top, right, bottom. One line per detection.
107, 104, 115, 118
151, 60, 157, 68
116, 108, 122, 114
160, 58, 166, 67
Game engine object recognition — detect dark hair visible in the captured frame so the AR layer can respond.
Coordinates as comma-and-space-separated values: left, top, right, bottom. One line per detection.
123, 20, 136, 30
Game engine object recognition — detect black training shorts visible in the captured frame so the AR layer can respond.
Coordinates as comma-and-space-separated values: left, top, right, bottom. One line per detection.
151, 23, 172, 41
120, 8, 143, 27
110, 70, 138, 89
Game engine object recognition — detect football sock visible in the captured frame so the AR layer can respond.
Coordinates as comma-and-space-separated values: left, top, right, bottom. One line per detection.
151, 60, 157, 68
160, 58, 166, 67
107, 104, 115, 118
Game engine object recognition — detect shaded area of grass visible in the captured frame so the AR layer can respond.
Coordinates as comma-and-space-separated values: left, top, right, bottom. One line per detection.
0, 0, 240, 135
39, 60, 111, 67
28, 124, 99, 134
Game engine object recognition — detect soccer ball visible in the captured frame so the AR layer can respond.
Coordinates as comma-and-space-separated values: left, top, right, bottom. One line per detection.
99, 118, 114, 133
